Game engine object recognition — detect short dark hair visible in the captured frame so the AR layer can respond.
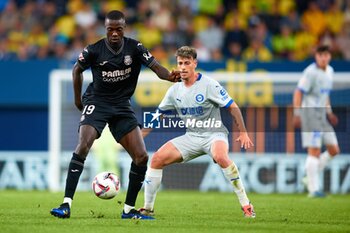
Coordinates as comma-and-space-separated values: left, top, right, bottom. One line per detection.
106, 10, 125, 20
175, 46, 197, 59
316, 45, 330, 53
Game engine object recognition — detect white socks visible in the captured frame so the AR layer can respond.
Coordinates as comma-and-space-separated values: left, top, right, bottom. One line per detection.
319, 151, 331, 170
63, 197, 72, 208
144, 168, 163, 210
305, 155, 320, 193
305, 151, 333, 194
222, 162, 249, 207
123, 204, 134, 213
144, 164, 250, 210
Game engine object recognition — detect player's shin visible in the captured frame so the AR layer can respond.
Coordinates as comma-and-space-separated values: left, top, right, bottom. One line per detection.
222, 162, 250, 206
64, 153, 85, 205
319, 151, 331, 170
305, 155, 320, 193
125, 162, 147, 211
144, 168, 163, 210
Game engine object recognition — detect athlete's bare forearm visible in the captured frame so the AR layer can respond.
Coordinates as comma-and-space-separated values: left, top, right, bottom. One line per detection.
293, 89, 303, 108
228, 102, 253, 149
228, 102, 247, 133
293, 89, 303, 116
150, 60, 180, 82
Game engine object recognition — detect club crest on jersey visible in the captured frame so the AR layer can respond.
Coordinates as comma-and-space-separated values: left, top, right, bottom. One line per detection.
220, 89, 227, 96
124, 55, 132, 65
195, 94, 204, 103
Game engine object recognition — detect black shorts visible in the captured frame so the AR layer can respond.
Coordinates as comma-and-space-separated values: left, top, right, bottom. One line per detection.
79, 101, 139, 142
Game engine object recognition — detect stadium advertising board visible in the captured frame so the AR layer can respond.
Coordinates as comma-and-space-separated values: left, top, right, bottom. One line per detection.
1, 152, 349, 194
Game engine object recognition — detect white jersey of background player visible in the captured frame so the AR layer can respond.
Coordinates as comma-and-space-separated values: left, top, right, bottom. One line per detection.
140, 46, 256, 218
293, 45, 340, 198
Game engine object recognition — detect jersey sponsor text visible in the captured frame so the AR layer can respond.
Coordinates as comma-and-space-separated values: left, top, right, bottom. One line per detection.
102, 68, 132, 82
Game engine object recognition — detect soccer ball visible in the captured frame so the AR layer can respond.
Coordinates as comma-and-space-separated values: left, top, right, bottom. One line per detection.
92, 172, 120, 199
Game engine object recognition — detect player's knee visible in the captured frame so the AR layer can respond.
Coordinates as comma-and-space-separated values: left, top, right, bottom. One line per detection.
75, 150, 88, 160
329, 146, 340, 156
75, 142, 91, 159
213, 155, 231, 168
133, 151, 148, 166
150, 152, 165, 169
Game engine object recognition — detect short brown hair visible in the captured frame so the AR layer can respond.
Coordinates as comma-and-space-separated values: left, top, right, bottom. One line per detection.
316, 45, 330, 53
175, 46, 197, 59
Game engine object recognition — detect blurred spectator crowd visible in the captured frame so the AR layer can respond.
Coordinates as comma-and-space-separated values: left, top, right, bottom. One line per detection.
1, 0, 350, 63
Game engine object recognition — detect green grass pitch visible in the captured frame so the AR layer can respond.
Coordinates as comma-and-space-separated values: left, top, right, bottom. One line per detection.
0, 190, 349, 233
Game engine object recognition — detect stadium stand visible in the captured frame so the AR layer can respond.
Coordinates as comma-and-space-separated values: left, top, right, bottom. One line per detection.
0, 0, 350, 62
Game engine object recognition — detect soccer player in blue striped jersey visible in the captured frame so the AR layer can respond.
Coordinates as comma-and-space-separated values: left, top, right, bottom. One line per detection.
140, 46, 256, 218
293, 45, 340, 197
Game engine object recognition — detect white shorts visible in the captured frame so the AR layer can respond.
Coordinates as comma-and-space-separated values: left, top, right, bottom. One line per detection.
170, 132, 228, 162
301, 131, 338, 148
300, 112, 338, 148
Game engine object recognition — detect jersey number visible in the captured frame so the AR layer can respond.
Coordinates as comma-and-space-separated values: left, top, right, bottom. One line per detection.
82, 105, 95, 115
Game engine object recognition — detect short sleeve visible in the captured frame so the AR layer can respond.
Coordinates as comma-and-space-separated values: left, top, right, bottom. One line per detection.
135, 41, 156, 68
297, 70, 313, 93
76, 45, 95, 71
207, 80, 233, 108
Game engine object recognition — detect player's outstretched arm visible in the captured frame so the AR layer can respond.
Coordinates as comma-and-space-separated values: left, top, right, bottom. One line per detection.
72, 63, 84, 111
326, 96, 338, 126
293, 89, 303, 128
150, 60, 181, 82
228, 102, 254, 149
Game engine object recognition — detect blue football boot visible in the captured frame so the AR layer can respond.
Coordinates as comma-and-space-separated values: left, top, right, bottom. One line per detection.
308, 191, 326, 198
121, 209, 155, 220
50, 203, 71, 218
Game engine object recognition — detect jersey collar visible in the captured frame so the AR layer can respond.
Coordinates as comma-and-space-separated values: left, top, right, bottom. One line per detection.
315, 62, 328, 72
104, 38, 124, 55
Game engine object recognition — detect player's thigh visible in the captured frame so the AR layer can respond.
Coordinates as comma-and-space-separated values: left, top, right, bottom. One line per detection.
206, 133, 228, 153
109, 114, 140, 142
77, 103, 108, 155
110, 114, 147, 164
75, 124, 99, 157
307, 147, 322, 156
170, 134, 205, 162
323, 131, 338, 146
150, 141, 183, 169
301, 131, 322, 149
118, 126, 146, 156
79, 102, 110, 137
207, 133, 231, 167
78, 124, 99, 145
324, 131, 340, 156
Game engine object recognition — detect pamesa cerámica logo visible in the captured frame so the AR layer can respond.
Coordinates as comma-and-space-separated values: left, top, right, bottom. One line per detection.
143, 109, 222, 129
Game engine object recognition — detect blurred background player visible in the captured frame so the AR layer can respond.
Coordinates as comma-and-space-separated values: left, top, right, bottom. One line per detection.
50, 10, 179, 220
140, 46, 255, 218
293, 45, 340, 197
